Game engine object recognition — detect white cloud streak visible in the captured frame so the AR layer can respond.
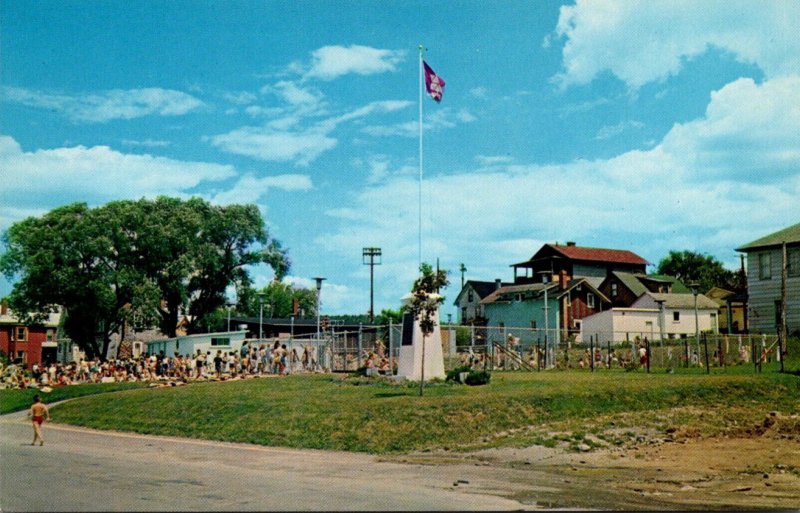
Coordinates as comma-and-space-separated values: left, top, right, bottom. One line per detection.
303, 45, 406, 81
2, 86, 204, 123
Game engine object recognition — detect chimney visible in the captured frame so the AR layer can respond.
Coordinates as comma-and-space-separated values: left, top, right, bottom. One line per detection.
495, 278, 502, 290
566, 241, 576, 247
559, 270, 570, 289
0, 300, 7, 316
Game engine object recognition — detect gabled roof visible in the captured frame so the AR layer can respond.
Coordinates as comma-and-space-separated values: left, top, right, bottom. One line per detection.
610, 271, 690, 296
642, 292, 719, 310
554, 278, 611, 303
454, 280, 511, 304
736, 222, 800, 251
513, 243, 648, 267
481, 282, 558, 305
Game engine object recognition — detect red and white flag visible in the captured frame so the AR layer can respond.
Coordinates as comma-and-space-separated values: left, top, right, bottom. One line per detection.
423, 61, 445, 102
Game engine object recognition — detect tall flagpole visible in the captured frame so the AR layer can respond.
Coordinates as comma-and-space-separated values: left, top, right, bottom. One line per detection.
418, 44, 424, 271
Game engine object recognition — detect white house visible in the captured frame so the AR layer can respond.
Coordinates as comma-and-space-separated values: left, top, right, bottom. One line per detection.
581, 292, 718, 343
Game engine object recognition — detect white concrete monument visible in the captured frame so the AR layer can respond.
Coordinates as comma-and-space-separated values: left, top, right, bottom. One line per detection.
396, 293, 446, 381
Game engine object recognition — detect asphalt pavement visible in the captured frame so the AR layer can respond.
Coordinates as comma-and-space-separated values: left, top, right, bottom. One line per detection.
0, 408, 528, 511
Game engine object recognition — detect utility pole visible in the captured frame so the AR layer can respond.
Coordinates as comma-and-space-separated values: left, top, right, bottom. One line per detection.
362, 247, 382, 322
779, 241, 788, 372
459, 263, 466, 289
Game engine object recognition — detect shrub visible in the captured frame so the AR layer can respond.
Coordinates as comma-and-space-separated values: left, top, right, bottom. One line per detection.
445, 365, 472, 382
464, 370, 491, 386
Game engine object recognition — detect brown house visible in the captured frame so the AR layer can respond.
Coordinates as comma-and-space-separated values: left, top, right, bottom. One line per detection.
598, 271, 690, 308
511, 242, 648, 284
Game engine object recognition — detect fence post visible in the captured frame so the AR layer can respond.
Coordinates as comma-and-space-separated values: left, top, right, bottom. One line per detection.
684, 337, 689, 369
646, 337, 651, 373
388, 320, 393, 376
703, 332, 710, 374
536, 338, 541, 371
358, 323, 363, 369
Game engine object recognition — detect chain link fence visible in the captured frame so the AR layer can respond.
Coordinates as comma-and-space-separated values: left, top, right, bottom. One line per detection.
283, 323, 783, 375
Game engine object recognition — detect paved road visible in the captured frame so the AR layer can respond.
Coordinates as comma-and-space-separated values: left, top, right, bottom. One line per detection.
0, 409, 528, 511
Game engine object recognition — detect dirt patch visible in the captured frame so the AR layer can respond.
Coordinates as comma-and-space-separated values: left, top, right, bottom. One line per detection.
391, 412, 800, 510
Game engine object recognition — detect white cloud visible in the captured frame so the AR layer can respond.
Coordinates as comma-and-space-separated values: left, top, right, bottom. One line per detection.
595, 120, 644, 140
303, 45, 405, 81
2, 86, 204, 123
361, 107, 472, 138
208, 126, 337, 166
476, 155, 514, 166
0, 135, 236, 233
553, 0, 800, 89
209, 173, 313, 205
121, 138, 171, 148
210, 100, 413, 165
222, 90, 258, 105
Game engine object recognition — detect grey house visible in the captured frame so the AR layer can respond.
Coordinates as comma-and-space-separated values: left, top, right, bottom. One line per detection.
736, 222, 800, 335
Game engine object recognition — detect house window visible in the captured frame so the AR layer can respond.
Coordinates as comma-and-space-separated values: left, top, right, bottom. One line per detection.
211, 337, 230, 346
758, 252, 771, 280
468, 290, 474, 302
611, 283, 618, 297
461, 307, 467, 321
673, 311, 680, 322
530, 320, 537, 329
775, 300, 782, 328
46, 329, 55, 342
789, 249, 800, 277
587, 293, 595, 309
15, 327, 27, 341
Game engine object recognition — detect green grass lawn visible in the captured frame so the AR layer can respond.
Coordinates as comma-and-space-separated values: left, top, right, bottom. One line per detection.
40, 366, 800, 454
0, 381, 152, 414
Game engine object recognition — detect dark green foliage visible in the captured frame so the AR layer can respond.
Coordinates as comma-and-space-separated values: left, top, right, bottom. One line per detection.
446, 365, 472, 382
464, 370, 491, 386
656, 250, 738, 292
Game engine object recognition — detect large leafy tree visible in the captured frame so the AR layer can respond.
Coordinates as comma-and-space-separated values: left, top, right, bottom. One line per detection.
0, 197, 288, 356
656, 250, 736, 293
237, 281, 318, 319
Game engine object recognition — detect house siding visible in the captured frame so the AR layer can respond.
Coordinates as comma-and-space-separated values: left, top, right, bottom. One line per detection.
484, 298, 560, 343
745, 247, 800, 334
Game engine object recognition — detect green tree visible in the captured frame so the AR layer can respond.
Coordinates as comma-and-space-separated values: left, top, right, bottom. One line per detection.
406, 262, 449, 396
0, 204, 139, 358
0, 197, 288, 356
656, 250, 736, 293
240, 281, 317, 319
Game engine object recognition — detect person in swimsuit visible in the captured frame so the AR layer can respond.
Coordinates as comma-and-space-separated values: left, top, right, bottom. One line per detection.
28, 394, 51, 446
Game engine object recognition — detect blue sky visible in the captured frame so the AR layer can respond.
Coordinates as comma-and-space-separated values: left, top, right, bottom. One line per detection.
2, 0, 798, 318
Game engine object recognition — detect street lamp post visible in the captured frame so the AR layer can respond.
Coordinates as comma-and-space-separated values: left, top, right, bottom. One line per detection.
226, 302, 235, 332
257, 292, 266, 343
655, 298, 666, 367
314, 277, 326, 340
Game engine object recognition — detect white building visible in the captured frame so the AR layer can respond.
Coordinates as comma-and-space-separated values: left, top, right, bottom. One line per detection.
581, 292, 718, 343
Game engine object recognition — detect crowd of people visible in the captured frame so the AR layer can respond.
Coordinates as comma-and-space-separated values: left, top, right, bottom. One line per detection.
0, 340, 329, 390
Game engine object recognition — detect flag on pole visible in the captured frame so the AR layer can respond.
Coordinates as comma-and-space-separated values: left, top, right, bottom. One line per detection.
423, 61, 445, 102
